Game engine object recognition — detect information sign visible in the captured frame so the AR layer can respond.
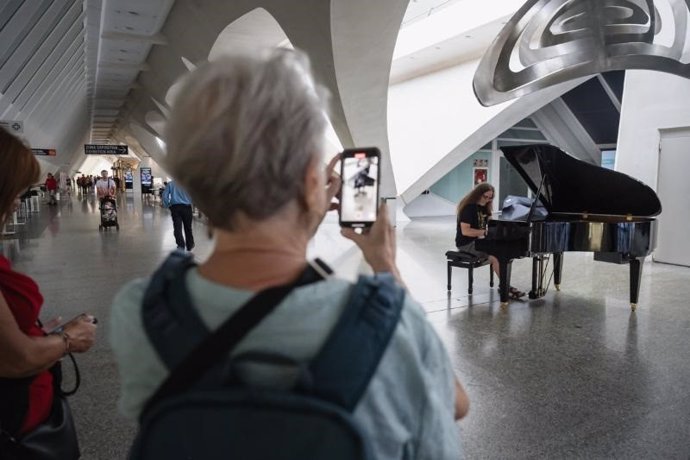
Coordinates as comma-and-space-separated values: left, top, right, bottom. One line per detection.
0, 120, 23, 134
31, 148, 57, 156
84, 144, 129, 155
140, 167, 153, 194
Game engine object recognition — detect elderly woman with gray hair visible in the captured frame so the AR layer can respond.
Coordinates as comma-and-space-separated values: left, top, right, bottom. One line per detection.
110, 48, 467, 458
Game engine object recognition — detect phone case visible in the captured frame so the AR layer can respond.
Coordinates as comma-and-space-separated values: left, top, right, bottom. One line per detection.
339, 147, 381, 228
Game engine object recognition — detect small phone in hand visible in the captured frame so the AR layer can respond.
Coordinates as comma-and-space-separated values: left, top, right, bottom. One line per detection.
47, 314, 97, 335
338, 147, 381, 228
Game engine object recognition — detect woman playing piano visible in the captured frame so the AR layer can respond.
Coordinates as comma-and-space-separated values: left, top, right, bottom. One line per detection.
455, 183, 525, 299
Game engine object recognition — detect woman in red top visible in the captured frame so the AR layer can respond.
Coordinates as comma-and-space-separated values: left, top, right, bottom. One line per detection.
0, 127, 97, 439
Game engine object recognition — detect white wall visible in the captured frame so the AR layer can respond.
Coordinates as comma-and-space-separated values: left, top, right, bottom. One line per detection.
403, 192, 456, 218
388, 59, 505, 200
617, 70, 690, 189
387, 58, 584, 205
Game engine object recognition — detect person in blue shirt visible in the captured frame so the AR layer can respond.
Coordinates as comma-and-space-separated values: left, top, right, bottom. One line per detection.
161, 181, 195, 251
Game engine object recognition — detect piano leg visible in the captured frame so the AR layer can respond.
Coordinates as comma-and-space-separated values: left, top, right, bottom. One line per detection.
553, 253, 563, 291
529, 257, 539, 299
529, 255, 552, 299
498, 258, 513, 305
629, 257, 644, 312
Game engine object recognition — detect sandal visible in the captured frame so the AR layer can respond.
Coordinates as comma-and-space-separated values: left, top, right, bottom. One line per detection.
508, 287, 525, 299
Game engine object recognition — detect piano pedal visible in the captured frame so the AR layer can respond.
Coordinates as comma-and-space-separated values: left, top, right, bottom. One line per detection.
631, 303, 637, 312
555, 284, 561, 291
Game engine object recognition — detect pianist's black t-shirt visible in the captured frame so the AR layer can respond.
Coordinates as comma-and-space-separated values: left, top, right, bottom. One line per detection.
455, 203, 489, 247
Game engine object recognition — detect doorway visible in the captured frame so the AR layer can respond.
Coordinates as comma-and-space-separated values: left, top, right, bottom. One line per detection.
655, 128, 690, 266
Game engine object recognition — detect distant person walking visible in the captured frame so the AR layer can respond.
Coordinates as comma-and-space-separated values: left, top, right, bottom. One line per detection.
161, 181, 195, 251
45, 173, 58, 205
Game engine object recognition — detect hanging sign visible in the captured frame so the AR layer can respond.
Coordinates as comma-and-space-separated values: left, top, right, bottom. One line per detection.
84, 144, 129, 155
0, 120, 23, 134
32, 148, 57, 156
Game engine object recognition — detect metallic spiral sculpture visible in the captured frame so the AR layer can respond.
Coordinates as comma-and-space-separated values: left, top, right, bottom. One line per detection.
473, 0, 690, 106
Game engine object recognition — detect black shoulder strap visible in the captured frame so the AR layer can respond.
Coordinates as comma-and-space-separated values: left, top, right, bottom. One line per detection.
142, 251, 209, 370
305, 273, 405, 411
141, 260, 330, 417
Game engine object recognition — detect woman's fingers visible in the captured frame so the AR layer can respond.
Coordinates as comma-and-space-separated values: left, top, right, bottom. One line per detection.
61, 313, 98, 353
369, 201, 390, 240
77, 313, 98, 324
325, 154, 342, 205
326, 153, 340, 176
340, 227, 365, 244
326, 173, 341, 203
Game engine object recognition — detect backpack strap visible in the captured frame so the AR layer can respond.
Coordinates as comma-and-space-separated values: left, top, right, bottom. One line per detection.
305, 273, 405, 411
142, 251, 209, 371
140, 259, 331, 418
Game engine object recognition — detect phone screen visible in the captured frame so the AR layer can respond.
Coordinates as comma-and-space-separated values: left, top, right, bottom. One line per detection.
339, 148, 380, 227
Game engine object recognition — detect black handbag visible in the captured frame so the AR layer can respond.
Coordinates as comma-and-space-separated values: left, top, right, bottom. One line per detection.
0, 354, 81, 460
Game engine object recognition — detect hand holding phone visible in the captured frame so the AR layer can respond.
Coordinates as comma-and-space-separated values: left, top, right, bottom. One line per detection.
341, 200, 403, 286
49, 314, 98, 354
339, 147, 381, 228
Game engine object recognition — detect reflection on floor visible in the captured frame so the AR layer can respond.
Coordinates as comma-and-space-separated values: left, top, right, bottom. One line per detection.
2, 193, 689, 458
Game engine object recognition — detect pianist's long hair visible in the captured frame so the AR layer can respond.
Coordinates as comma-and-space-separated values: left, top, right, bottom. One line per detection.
0, 127, 40, 226
456, 182, 495, 217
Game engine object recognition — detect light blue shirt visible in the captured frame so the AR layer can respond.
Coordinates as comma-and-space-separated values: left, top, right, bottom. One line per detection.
110, 268, 462, 459
161, 181, 192, 207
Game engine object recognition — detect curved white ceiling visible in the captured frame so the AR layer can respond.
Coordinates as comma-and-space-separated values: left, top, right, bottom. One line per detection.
209, 8, 287, 61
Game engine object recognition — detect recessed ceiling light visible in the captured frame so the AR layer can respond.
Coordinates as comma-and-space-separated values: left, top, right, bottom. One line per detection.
465, 35, 472, 39
128, 11, 139, 15
120, 49, 127, 53
125, 26, 134, 31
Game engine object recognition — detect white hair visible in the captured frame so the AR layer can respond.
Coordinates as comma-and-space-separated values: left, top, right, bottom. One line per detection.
164, 48, 330, 230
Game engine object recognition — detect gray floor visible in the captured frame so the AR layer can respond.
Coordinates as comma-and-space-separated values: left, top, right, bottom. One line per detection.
3, 192, 690, 459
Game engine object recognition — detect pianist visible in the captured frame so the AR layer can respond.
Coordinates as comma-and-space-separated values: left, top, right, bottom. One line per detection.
455, 183, 525, 298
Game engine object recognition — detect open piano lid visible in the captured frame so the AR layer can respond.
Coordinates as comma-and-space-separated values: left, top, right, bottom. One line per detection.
501, 144, 661, 218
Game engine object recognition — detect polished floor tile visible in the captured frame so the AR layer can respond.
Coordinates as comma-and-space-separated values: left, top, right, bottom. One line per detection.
3, 195, 689, 459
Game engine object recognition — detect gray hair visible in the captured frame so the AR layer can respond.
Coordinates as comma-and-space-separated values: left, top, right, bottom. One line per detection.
164, 48, 330, 230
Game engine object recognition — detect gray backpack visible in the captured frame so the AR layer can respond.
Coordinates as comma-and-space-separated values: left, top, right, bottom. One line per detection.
130, 252, 405, 460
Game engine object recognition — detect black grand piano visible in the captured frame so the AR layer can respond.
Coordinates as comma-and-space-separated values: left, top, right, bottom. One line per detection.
475, 144, 661, 310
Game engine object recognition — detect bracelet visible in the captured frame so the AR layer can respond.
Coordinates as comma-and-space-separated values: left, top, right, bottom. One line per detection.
59, 331, 71, 355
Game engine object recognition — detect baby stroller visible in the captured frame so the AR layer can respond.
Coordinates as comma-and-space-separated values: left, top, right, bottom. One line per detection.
99, 196, 119, 231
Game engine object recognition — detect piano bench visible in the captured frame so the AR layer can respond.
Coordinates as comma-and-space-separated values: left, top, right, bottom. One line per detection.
445, 250, 494, 294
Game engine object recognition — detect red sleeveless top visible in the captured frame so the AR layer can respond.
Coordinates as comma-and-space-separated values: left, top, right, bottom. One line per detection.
0, 255, 53, 433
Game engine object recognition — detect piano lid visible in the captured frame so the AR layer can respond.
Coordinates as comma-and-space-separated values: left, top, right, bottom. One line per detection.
501, 144, 661, 218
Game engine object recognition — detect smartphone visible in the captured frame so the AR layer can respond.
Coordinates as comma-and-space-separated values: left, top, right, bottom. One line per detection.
339, 147, 381, 228
47, 314, 97, 334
